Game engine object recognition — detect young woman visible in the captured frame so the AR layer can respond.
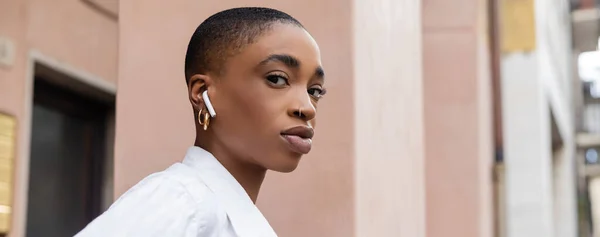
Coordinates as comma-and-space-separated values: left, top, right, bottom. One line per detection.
75, 7, 326, 237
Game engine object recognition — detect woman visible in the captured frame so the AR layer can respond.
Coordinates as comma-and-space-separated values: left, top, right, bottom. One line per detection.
75, 7, 326, 237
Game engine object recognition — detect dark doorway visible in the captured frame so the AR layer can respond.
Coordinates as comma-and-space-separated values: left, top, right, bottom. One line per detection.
25, 76, 114, 237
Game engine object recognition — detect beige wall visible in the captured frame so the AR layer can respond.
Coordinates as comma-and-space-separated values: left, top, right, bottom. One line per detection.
0, 0, 117, 236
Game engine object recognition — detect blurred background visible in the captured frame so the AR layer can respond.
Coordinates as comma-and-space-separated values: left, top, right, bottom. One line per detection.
0, 0, 599, 236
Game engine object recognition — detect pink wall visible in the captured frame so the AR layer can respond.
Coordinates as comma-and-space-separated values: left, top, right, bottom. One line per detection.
25, 0, 118, 83
0, 0, 118, 145
116, 1, 354, 236
0, 0, 28, 119
0, 2, 28, 236
0, 0, 117, 236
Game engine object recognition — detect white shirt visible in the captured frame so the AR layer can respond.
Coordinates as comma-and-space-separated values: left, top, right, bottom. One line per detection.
75, 146, 277, 237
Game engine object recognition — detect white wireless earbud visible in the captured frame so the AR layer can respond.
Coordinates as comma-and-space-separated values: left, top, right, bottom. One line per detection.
202, 90, 216, 117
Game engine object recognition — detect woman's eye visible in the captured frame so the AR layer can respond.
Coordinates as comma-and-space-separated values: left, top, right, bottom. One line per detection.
266, 75, 289, 87
308, 87, 327, 99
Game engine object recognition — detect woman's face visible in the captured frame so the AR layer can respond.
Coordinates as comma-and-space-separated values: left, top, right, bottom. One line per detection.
205, 23, 325, 172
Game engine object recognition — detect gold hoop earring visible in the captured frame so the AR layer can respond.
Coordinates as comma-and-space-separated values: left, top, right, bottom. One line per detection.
198, 108, 210, 130
202, 112, 210, 130
198, 108, 205, 126
198, 108, 211, 130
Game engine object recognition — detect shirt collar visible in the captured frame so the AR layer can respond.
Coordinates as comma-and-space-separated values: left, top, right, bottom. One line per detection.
182, 146, 277, 237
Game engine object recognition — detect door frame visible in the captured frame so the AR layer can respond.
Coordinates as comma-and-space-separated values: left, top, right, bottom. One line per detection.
11, 50, 116, 237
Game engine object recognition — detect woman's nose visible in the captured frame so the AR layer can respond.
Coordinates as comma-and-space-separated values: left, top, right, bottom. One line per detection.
288, 101, 316, 122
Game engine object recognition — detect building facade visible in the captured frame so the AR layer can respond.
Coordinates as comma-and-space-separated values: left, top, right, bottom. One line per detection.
0, 0, 589, 236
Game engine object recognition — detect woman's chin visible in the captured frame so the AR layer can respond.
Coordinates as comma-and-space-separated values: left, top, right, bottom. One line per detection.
268, 159, 302, 173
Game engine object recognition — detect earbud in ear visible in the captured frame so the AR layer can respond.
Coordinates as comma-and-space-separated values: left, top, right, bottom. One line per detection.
202, 90, 216, 117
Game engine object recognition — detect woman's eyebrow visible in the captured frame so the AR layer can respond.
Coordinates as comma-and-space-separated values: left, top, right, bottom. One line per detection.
258, 54, 300, 68
259, 54, 324, 81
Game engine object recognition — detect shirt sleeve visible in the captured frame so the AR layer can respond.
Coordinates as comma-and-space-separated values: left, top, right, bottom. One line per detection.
74, 174, 206, 237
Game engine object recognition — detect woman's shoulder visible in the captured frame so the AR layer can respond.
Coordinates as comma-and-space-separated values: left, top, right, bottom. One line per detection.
113, 164, 212, 202
119, 163, 224, 216
75, 164, 227, 236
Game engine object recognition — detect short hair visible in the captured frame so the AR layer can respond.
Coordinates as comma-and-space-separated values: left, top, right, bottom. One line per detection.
184, 7, 304, 84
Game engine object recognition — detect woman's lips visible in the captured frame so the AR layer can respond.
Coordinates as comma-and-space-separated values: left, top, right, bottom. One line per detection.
281, 134, 312, 154
280, 126, 314, 154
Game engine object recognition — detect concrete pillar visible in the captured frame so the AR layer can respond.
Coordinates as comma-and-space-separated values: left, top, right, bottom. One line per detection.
502, 52, 554, 237
501, 0, 577, 236
353, 0, 426, 236
422, 0, 494, 236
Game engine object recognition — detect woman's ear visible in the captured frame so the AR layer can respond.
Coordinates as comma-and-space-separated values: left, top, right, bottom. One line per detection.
188, 74, 213, 110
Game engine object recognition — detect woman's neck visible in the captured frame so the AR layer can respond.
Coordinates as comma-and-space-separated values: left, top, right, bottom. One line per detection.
195, 137, 267, 203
